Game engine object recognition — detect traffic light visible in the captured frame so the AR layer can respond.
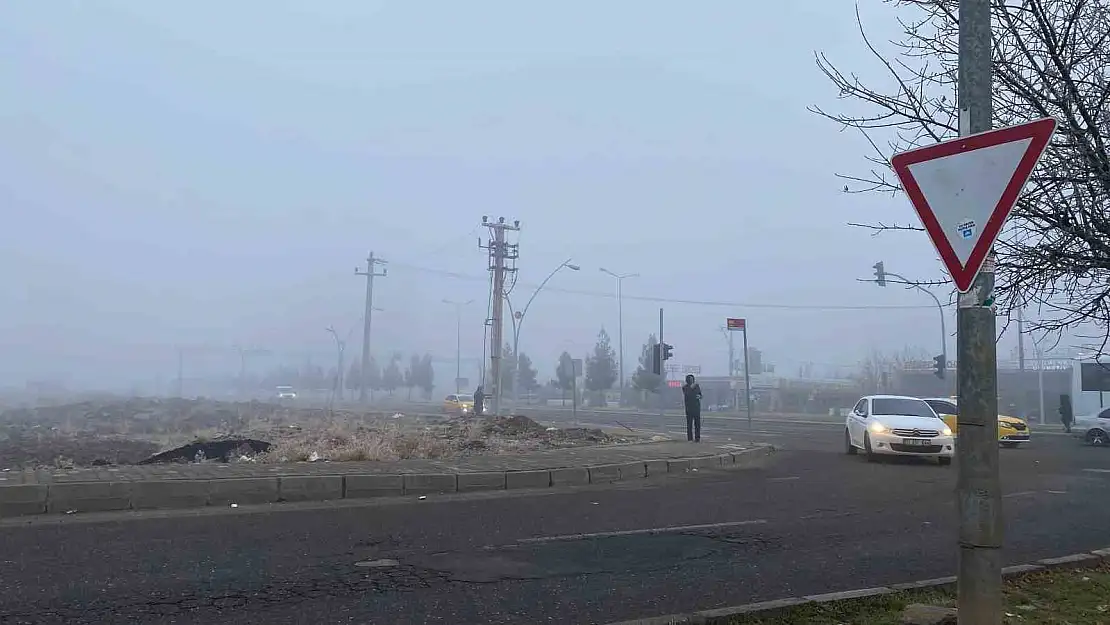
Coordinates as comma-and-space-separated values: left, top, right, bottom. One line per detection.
873, 261, 886, 287
662, 343, 674, 361
933, 354, 946, 379
651, 344, 662, 375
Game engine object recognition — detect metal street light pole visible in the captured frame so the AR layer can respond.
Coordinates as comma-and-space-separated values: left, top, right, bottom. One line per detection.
443, 299, 475, 394
508, 259, 581, 412
873, 265, 949, 377
600, 268, 639, 405
326, 321, 363, 402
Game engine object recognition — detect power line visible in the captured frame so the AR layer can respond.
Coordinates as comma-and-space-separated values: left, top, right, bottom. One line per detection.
387, 261, 948, 311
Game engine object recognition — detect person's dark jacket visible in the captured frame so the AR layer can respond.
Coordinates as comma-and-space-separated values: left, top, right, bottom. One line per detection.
1060, 394, 1073, 432
682, 383, 702, 416
473, 388, 484, 411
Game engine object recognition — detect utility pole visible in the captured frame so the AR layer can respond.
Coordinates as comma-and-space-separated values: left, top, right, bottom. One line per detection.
479, 216, 519, 416
956, 1, 1002, 622
443, 299, 474, 394
355, 252, 387, 403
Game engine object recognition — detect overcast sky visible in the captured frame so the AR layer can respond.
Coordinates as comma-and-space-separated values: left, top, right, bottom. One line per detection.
0, 1, 1034, 389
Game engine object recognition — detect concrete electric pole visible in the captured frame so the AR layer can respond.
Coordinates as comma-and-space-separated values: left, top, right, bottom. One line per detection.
479, 217, 519, 417
355, 252, 387, 403
956, 1, 1003, 622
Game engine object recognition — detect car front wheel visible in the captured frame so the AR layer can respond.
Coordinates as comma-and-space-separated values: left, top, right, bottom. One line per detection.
1087, 429, 1108, 446
938, 456, 952, 466
864, 433, 878, 463
845, 430, 857, 455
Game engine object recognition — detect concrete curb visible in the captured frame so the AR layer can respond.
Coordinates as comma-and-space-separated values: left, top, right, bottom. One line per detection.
603, 547, 1110, 625
0, 445, 773, 518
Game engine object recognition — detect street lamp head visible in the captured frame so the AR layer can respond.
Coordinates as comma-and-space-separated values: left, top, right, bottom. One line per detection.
565, 263, 581, 271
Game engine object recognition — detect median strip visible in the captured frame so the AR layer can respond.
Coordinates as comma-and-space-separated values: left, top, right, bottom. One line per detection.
0, 444, 773, 518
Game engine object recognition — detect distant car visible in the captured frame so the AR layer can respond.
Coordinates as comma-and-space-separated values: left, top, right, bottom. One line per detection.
276, 386, 297, 400
443, 393, 476, 416
1072, 408, 1110, 446
845, 394, 955, 465
923, 397, 1030, 448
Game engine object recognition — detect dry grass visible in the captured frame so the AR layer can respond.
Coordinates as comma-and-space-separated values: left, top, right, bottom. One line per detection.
727, 562, 1110, 624
253, 418, 565, 463
0, 398, 631, 467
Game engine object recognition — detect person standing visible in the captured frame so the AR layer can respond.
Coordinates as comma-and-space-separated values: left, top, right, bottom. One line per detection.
1059, 393, 1073, 433
682, 374, 703, 442
473, 385, 485, 416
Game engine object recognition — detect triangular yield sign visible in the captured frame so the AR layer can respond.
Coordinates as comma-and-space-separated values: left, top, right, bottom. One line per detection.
890, 117, 1056, 292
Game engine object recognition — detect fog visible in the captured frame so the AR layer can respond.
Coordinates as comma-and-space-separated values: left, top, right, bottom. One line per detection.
0, 1, 1033, 391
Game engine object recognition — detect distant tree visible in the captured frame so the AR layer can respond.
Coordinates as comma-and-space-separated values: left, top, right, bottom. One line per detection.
585, 328, 618, 403
631, 334, 661, 394
382, 353, 403, 395
346, 363, 360, 395
517, 351, 539, 398
404, 354, 420, 400
365, 356, 382, 396
554, 351, 575, 405
418, 353, 435, 399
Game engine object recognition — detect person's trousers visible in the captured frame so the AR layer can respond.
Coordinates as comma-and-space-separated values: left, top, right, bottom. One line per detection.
686, 412, 701, 441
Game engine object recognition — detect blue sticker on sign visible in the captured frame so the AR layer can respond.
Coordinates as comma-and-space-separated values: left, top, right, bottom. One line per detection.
957, 219, 976, 240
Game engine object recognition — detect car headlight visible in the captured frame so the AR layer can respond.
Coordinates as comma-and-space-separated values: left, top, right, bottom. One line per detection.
869, 421, 889, 434
942, 425, 953, 436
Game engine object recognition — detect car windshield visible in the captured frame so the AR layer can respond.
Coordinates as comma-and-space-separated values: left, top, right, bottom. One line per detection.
872, 398, 937, 419
925, 399, 957, 415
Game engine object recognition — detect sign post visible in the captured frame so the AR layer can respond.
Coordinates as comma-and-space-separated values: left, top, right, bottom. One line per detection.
891, 110, 1055, 624
726, 318, 752, 433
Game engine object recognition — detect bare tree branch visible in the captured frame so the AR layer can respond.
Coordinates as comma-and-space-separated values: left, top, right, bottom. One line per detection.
814, 0, 1110, 350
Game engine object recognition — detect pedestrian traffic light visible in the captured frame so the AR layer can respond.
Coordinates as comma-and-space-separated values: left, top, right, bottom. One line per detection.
933, 354, 946, 379
873, 261, 886, 287
662, 343, 674, 361
651, 344, 662, 375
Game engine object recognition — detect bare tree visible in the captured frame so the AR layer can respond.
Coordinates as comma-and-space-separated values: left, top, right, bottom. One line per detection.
812, 0, 1110, 348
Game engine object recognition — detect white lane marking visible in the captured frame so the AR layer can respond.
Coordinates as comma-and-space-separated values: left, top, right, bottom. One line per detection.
1003, 490, 1038, 499
517, 519, 768, 544
1083, 469, 1110, 473
769, 476, 801, 482
1047, 490, 1067, 494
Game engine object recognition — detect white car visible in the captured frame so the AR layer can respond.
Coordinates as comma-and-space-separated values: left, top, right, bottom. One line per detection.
276, 385, 297, 400
1073, 408, 1110, 446
845, 394, 955, 465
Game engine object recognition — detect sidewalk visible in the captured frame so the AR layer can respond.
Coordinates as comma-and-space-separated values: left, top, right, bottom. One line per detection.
0, 441, 773, 518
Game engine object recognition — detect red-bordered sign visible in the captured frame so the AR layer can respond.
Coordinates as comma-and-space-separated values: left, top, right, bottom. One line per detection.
890, 118, 1055, 292
726, 318, 746, 331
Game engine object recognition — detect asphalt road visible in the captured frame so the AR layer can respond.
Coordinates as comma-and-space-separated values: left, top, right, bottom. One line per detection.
2, 417, 1108, 625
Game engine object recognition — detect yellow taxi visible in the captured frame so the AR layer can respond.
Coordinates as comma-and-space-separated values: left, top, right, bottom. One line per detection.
923, 397, 1031, 448
442, 393, 476, 416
